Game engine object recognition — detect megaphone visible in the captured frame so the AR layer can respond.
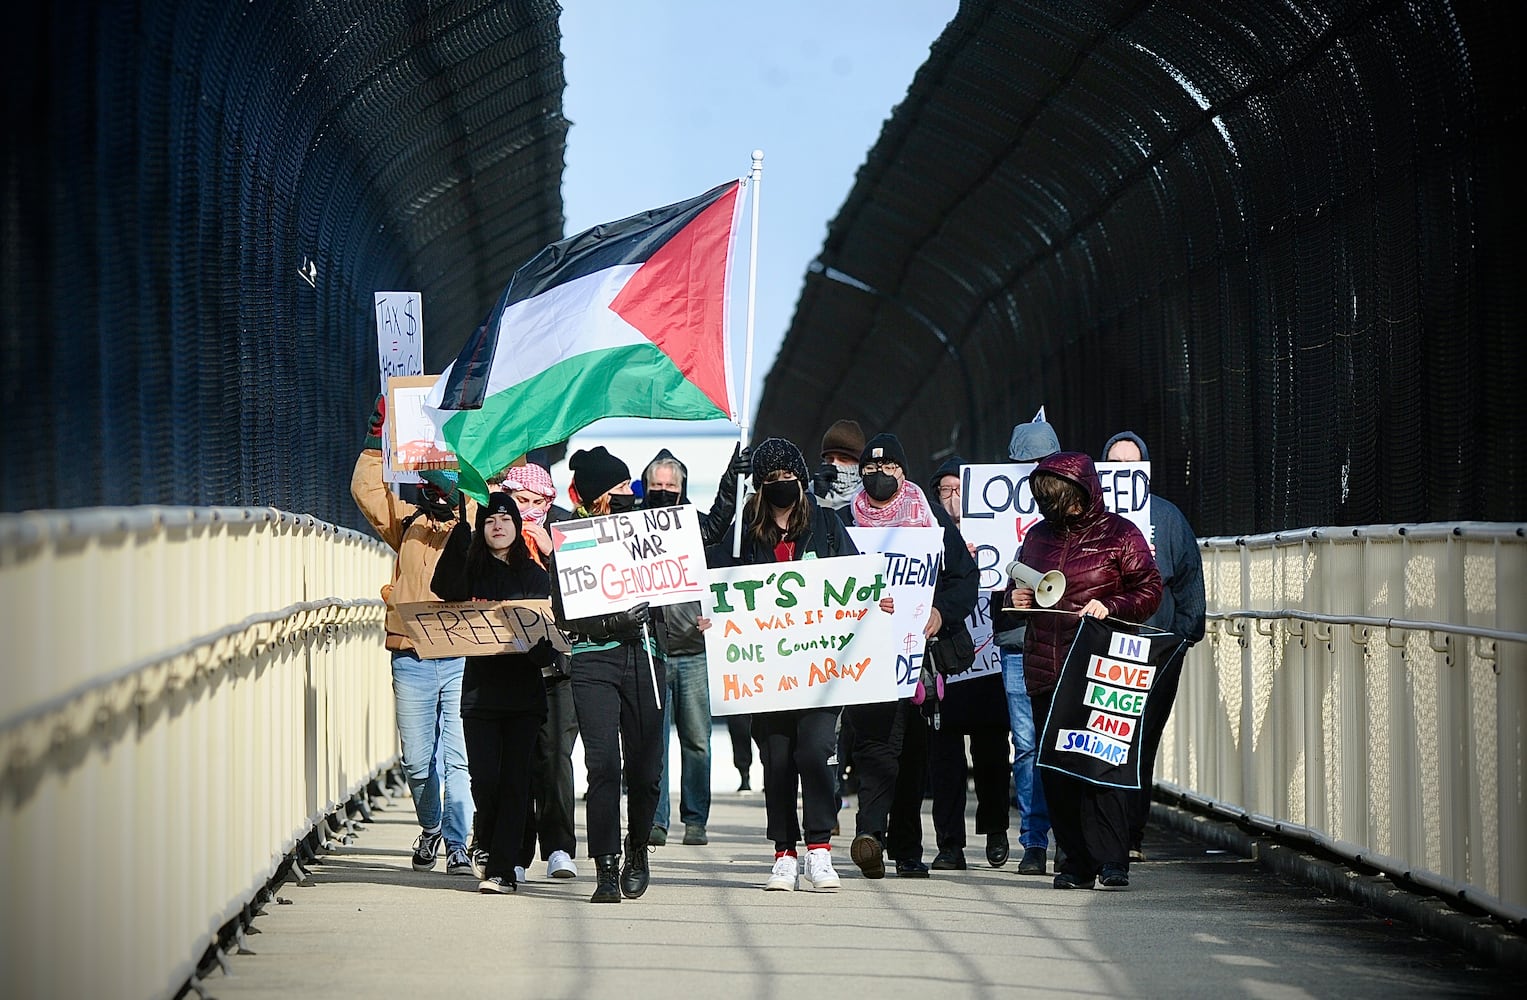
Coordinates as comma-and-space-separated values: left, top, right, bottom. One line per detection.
1005, 560, 1066, 608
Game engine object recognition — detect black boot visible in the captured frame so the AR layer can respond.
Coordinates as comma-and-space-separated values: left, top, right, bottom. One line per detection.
620, 836, 651, 898
590, 854, 621, 903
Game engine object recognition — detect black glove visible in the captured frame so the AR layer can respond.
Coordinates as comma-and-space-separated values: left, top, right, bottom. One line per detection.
526, 636, 557, 669
811, 461, 837, 496
600, 601, 651, 635
727, 444, 752, 480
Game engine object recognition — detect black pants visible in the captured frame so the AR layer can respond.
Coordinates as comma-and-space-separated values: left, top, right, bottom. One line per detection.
929, 723, 1011, 851
463, 713, 540, 881
520, 675, 579, 865
726, 713, 754, 777
846, 698, 928, 861
754, 707, 839, 851
570, 644, 665, 857
1128, 645, 1187, 850
1032, 689, 1129, 878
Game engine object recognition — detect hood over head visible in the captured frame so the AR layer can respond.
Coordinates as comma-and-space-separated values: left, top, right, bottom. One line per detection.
1009, 421, 1061, 462
1033, 451, 1105, 523
642, 448, 690, 503
1101, 430, 1150, 463
930, 454, 963, 491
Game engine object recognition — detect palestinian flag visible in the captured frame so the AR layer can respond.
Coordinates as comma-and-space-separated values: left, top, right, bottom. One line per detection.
427, 179, 745, 498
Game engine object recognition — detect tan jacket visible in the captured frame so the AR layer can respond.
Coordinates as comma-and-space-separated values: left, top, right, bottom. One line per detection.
350, 449, 476, 652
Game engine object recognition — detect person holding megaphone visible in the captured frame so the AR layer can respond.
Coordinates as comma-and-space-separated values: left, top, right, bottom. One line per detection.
998, 452, 1161, 891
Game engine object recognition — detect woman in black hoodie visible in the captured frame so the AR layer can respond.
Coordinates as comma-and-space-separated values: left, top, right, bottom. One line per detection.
432, 492, 557, 894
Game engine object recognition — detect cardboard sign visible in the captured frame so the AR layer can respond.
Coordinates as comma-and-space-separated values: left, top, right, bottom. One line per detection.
375, 291, 424, 485
386, 375, 458, 476
1036, 616, 1183, 789
553, 505, 708, 618
846, 526, 943, 697
960, 462, 1153, 590
945, 591, 1002, 686
701, 554, 901, 715
397, 599, 570, 659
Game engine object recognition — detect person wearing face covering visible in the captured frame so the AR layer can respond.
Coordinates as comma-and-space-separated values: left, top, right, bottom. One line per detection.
351, 394, 477, 879
812, 418, 867, 511
496, 462, 581, 882
704, 437, 872, 893
839, 434, 979, 881
548, 446, 666, 903
431, 493, 557, 894
638, 445, 749, 847
998, 452, 1162, 890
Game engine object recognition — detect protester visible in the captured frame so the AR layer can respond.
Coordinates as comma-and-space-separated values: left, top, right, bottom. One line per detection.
549, 446, 663, 903
498, 462, 580, 881
1000, 452, 1161, 890
996, 419, 1062, 874
841, 434, 979, 880
704, 437, 880, 892
927, 457, 1011, 871
640, 445, 748, 847
1102, 431, 1205, 861
350, 396, 475, 877
431, 493, 557, 894
811, 418, 867, 511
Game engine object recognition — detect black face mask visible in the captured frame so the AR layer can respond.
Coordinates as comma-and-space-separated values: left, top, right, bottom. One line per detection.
644, 489, 681, 509
862, 471, 900, 503
418, 490, 457, 521
761, 479, 802, 510
606, 493, 639, 514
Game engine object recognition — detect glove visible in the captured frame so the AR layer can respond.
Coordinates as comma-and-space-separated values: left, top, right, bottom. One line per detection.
600, 601, 651, 635
363, 393, 386, 450
727, 444, 753, 480
526, 637, 557, 669
811, 461, 837, 496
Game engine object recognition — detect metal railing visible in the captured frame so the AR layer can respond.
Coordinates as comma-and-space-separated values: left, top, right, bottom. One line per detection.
1158, 523, 1527, 926
0, 507, 396, 999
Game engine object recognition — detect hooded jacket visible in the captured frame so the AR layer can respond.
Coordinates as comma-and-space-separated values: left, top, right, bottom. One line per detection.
1100, 432, 1206, 645
640, 448, 739, 657
997, 451, 1162, 695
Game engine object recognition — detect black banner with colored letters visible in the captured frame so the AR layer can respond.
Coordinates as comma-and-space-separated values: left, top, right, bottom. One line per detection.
1037, 616, 1185, 789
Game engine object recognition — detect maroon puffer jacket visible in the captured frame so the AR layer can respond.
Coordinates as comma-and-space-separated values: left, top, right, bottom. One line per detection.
999, 452, 1162, 695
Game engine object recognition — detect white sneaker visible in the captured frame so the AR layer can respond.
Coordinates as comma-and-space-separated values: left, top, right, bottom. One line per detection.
765, 854, 799, 891
514, 865, 528, 884
547, 850, 578, 879
804, 848, 841, 891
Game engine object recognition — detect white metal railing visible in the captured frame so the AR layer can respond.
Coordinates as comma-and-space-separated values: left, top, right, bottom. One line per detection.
0, 506, 396, 999
1157, 522, 1527, 926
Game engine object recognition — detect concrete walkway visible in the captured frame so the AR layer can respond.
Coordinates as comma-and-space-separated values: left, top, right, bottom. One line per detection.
211, 785, 1510, 999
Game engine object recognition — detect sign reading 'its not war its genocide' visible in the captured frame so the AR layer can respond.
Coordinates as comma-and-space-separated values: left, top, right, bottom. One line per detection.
701, 554, 901, 716
397, 600, 571, 659
553, 505, 707, 619
1037, 616, 1184, 789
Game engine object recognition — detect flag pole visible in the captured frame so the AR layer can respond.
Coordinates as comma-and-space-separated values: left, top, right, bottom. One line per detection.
733, 148, 764, 557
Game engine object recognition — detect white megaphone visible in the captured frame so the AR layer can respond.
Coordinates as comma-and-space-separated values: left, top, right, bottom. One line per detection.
1005, 559, 1066, 608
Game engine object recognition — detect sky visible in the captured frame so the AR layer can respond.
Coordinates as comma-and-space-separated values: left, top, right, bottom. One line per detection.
552, 0, 957, 503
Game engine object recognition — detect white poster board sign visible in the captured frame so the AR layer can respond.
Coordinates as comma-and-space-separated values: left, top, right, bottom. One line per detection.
376, 291, 424, 485
960, 462, 1152, 590
945, 591, 1003, 686
847, 525, 943, 698
701, 554, 900, 715
552, 505, 708, 618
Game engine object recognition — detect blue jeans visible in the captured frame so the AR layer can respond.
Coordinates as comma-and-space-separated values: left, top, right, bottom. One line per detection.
1001, 650, 1050, 850
652, 652, 712, 830
391, 651, 472, 848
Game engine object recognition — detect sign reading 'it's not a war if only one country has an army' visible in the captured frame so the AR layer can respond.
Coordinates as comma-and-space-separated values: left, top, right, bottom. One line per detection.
701, 554, 901, 716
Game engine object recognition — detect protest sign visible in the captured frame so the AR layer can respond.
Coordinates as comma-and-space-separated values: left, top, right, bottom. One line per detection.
1036, 616, 1184, 789
944, 591, 1002, 686
701, 554, 900, 715
847, 526, 943, 698
960, 462, 1153, 590
396, 599, 569, 659
552, 504, 707, 619
385, 375, 457, 475
375, 291, 424, 484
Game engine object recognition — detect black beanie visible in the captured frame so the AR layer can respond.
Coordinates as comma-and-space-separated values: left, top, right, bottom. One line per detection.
859, 433, 908, 470
569, 446, 630, 503
476, 491, 523, 533
750, 437, 809, 490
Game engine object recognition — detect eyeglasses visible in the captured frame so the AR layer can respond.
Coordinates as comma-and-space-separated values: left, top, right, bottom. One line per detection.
861, 462, 901, 476
936, 484, 960, 500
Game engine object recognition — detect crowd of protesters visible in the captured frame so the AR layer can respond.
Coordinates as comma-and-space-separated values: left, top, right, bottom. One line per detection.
354, 397, 1204, 900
